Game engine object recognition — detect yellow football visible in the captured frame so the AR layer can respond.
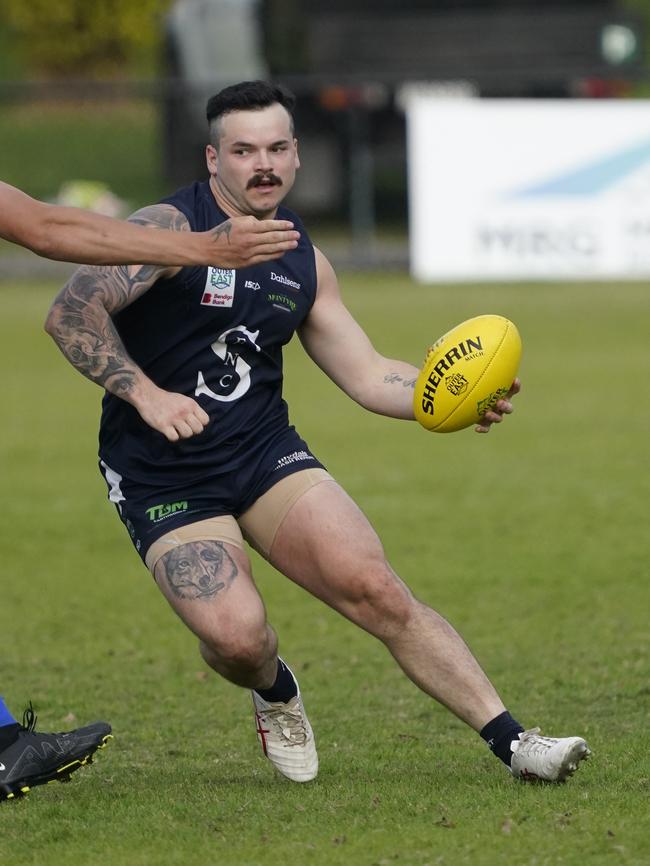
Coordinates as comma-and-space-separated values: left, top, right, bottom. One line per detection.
414, 314, 522, 433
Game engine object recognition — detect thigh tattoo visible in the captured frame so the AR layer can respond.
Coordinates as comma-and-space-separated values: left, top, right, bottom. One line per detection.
162, 541, 238, 600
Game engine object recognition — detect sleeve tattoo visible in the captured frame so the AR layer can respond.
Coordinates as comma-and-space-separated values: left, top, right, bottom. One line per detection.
46, 205, 188, 396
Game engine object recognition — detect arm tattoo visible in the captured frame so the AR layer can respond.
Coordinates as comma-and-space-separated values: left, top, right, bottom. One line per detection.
208, 220, 232, 244
384, 373, 417, 389
49, 265, 159, 394
127, 204, 190, 234
46, 205, 188, 394
162, 542, 238, 601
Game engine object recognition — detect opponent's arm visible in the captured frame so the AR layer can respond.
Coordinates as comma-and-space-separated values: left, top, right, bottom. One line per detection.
44, 204, 209, 442
299, 248, 517, 431
0, 181, 299, 267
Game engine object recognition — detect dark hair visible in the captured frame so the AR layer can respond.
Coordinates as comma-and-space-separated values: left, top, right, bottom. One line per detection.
206, 80, 296, 135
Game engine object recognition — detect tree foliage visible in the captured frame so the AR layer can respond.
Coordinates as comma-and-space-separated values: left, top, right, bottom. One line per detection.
3, 0, 172, 77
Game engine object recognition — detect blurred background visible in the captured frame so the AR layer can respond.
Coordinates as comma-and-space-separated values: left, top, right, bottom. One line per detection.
1, 0, 650, 274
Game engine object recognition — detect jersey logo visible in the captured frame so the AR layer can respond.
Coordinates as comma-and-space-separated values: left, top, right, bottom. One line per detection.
201, 267, 236, 307
196, 325, 261, 403
270, 271, 301, 291
267, 292, 297, 313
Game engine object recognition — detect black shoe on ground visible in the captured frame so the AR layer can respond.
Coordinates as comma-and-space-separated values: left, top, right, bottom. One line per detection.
0, 704, 112, 801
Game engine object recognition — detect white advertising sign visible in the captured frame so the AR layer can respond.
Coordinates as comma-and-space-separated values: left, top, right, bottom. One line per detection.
405, 95, 650, 281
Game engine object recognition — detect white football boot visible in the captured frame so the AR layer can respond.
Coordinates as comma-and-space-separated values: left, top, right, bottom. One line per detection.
510, 728, 591, 782
252, 689, 318, 782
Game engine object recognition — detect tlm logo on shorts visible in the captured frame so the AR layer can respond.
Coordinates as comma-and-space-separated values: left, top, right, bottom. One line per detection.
145, 501, 189, 522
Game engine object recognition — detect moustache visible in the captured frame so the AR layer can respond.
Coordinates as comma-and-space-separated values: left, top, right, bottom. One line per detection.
247, 174, 283, 189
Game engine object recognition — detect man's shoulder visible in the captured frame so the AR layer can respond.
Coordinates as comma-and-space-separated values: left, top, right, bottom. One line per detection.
277, 204, 305, 227
159, 181, 224, 232
276, 205, 314, 257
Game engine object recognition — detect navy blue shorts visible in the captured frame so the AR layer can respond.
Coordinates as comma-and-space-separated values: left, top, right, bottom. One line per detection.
99, 426, 325, 564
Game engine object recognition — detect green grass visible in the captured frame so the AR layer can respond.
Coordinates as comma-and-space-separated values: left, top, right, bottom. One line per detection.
1, 276, 649, 866
0, 102, 165, 208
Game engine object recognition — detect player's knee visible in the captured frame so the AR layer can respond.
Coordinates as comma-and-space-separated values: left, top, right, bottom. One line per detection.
345, 561, 414, 634
200, 617, 274, 673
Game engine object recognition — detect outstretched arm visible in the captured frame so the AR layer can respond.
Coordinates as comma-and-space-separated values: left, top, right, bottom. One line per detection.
299, 248, 517, 432
44, 204, 209, 442
0, 181, 299, 267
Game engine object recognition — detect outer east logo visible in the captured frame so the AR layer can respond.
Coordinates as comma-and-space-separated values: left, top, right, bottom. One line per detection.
201, 267, 236, 307
445, 372, 469, 396
211, 269, 234, 290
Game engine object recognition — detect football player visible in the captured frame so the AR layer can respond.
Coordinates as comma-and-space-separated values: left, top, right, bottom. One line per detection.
44, 81, 589, 786
0, 177, 297, 800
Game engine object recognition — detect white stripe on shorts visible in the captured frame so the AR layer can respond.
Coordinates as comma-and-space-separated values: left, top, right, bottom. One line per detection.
100, 460, 126, 506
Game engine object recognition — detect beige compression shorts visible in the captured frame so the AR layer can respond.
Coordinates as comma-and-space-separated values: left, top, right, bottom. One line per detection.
144, 467, 332, 573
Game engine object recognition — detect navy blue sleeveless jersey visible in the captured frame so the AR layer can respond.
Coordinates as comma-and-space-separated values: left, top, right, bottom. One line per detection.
98, 181, 317, 484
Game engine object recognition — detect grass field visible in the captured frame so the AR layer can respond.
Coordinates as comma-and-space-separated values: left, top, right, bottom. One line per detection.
0, 102, 165, 208
1, 275, 649, 866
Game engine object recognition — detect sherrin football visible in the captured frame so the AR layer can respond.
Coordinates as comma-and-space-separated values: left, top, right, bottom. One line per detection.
414, 314, 522, 433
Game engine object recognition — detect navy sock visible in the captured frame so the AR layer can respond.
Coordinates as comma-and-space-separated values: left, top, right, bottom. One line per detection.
480, 711, 525, 768
254, 659, 298, 703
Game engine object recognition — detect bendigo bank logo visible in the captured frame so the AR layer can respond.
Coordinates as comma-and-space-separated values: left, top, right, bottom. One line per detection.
420, 336, 483, 416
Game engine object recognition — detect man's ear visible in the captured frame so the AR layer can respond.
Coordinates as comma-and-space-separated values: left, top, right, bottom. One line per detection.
206, 144, 218, 176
